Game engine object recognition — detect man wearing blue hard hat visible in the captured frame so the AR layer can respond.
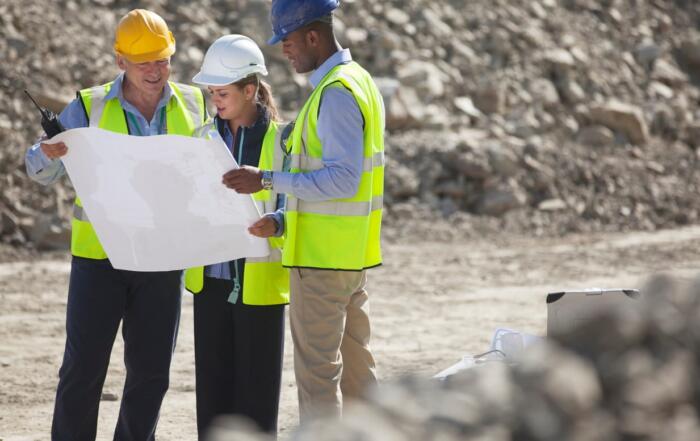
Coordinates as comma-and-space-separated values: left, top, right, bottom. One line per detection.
224, 0, 386, 421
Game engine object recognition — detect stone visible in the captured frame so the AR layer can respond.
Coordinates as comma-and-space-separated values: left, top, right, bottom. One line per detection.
344, 27, 368, 46
652, 59, 688, 87
473, 84, 506, 115
450, 150, 492, 180
487, 143, 520, 177
648, 81, 674, 99
27, 213, 70, 251
685, 122, 700, 148
450, 39, 478, 64
373, 77, 401, 116
421, 9, 452, 38
544, 48, 576, 77
559, 79, 586, 104
538, 198, 567, 211
634, 41, 661, 68
385, 8, 410, 26
645, 161, 665, 174
679, 38, 700, 67
476, 188, 526, 216
589, 101, 650, 145
577, 125, 615, 146
383, 86, 425, 130
0, 206, 18, 235
397, 60, 446, 99
453, 96, 483, 119
530, 78, 560, 108
185, 46, 204, 65
386, 163, 420, 199
651, 104, 677, 137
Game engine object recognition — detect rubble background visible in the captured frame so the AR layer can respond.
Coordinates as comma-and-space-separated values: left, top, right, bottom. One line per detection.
1, 0, 700, 249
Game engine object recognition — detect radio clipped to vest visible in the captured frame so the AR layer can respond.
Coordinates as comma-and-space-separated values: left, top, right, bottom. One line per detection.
24, 90, 66, 138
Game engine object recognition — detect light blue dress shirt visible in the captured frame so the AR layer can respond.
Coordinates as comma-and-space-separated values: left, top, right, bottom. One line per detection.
272, 49, 368, 201
25, 73, 174, 185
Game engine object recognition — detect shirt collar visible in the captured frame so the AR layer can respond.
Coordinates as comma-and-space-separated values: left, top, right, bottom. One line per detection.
309, 49, 353, 88
106, 73, 174, 111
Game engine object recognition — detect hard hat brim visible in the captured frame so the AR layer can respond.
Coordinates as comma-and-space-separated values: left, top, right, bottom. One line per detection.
117, 45, 175, 64
192, 71, 241, 87
267, 33, 283, 45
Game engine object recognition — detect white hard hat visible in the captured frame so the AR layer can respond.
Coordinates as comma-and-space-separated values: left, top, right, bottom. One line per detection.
192, 34, 268, 86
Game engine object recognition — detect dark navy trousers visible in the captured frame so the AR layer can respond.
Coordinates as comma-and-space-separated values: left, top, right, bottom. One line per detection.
52, 257, 182, 441
193, 276, 285, 438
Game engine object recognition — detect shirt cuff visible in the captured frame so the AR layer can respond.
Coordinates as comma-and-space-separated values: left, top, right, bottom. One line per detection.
265, 210, 285, 237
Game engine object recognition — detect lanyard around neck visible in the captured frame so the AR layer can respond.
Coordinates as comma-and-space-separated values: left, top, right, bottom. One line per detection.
236, 128, 245, 165
126, 106, 166, 136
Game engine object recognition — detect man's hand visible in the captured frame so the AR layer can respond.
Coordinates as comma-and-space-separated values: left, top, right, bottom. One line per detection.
222, 165, 263, 194
248, 216, 278, 238
40, 141, 68, 159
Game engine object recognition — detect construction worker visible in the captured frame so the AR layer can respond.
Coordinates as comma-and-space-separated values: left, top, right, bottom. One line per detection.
24, 9, 205, 440
184, 34, 289, 437
226, 0, 385, 421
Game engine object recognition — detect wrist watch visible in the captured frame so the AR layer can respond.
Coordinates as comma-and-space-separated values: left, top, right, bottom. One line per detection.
261, 170, 273, 190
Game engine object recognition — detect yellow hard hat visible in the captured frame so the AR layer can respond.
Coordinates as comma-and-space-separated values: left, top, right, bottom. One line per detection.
114, 9, 175, 63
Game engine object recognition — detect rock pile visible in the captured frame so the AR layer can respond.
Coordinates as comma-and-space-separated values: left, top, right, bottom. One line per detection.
205, 275, 700, 441
2, 0, 700, 247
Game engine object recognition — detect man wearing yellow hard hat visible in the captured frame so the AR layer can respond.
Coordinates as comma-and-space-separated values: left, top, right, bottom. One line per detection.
25, 9, 206, 440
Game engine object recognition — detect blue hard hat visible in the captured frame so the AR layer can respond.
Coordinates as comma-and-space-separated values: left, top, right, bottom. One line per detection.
268, 0, 340, 45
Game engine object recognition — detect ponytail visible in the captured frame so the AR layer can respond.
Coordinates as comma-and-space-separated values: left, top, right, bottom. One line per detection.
257, 80, 280, 122
235, 75, 280, 122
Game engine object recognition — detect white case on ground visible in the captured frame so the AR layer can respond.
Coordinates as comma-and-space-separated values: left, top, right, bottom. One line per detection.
546, 288, 640, 336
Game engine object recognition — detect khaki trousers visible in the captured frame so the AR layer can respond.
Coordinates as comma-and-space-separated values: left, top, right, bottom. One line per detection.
289, 268, 377, 421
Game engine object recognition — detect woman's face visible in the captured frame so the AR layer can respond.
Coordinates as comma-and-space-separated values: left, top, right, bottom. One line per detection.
208, 84, 252, 121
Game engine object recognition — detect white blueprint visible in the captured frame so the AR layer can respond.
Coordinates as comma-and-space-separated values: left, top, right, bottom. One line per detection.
51, 127, 269, 271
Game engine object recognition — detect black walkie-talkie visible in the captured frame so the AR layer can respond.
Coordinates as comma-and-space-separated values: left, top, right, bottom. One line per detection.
24, 90, 65, 138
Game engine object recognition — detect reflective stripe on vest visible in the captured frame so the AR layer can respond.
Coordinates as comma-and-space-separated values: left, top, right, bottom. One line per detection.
288, 150, 385, 173
184, 121, 290, 306
286, 195, 383, 216
70, 81, 205, 260
282, 62, 385, 270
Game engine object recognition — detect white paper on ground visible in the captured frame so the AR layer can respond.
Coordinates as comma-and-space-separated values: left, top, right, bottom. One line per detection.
51, 127, 269, 271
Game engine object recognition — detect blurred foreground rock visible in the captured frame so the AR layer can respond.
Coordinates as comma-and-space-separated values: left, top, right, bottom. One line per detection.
208, 275, 700, 440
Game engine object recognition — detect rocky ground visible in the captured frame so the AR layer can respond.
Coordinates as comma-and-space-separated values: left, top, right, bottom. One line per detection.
2, 0, 700, 248
4, 226, 700, 440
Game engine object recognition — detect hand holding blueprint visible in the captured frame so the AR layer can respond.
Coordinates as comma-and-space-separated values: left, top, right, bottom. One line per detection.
49, 127, 269, 271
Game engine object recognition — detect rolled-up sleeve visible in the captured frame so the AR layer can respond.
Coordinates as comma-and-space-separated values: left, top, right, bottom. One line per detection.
272, 86, 364, 202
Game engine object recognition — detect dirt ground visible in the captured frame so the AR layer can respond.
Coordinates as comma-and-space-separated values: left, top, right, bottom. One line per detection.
2, 225, 700, 440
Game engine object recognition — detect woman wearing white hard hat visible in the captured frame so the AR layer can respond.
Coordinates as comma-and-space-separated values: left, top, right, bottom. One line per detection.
185, 34, 289, 438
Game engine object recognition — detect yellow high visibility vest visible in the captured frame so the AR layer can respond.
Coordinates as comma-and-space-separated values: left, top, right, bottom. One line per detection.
283, 61, 385, 270
184, 121, 290, 306
71, 80, 206, 259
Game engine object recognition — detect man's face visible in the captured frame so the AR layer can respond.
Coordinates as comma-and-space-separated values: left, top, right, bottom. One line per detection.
119, 56, 171, 95
281, 29, 316, 74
